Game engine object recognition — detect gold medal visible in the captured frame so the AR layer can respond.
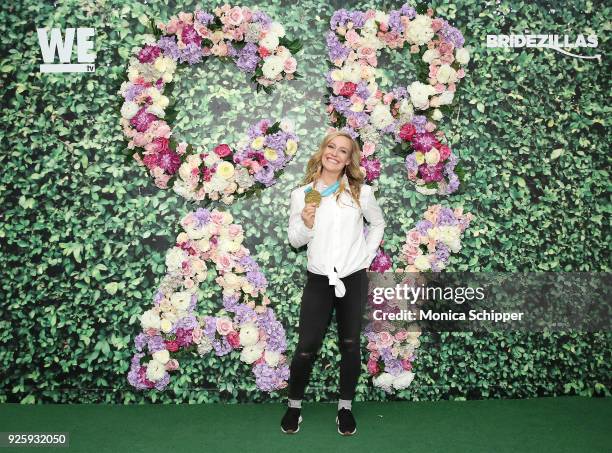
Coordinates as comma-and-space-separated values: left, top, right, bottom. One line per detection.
304, 189, 322, 206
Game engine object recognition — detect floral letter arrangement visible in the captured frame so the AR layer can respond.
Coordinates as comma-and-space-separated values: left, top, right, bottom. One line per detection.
326, 3, 469, 195
122, 5, 302, 392
325, 3, 474, 394
119, 6, 301, 204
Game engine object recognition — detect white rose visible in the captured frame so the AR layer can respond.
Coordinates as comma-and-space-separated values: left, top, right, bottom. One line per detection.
425, 147, 440, 165
370, 104, 394, 130
374, 11, 389, 24
408, 81, 436, 110
455, 47, 471, 65
147, 104, 165, 118
437, 90, 455, 106
372, 372, 394, 392
422, 48, 440, 63
363, 18, 377, 34
392, 371, 415, 389
432, 108, 443, 121
239, 322, 259, 346
342, 62, 362, 84
146, 359, 166, 381
264, 350, 281, 367
261, 55, 284, 79
170, 291, 191, 311
140, 309, 161, 330
285, 139, 298, 155
269, 21, 285, 38
414, 255, 431, 271
398, 99, 414, 119
436, 64, 457, 84
406, 15, 434, 46
197, 238, 211, 253
160, 318, 173, 333
120, 101, 139, 119
240, 342, 265, 364
152, 349, 170, 364
330, 69, 344, 82
260, 32, 279, 50
279, 118, 295, 132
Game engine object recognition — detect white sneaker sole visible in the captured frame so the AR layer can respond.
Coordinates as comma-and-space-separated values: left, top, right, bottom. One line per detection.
336, 416, 357, 435
281, 415, 303, 434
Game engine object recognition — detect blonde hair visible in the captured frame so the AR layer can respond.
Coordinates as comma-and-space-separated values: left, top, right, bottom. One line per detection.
301, 130, 364, 207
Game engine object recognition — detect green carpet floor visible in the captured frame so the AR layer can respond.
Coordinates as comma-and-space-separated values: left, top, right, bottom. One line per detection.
0, 396, 610, 452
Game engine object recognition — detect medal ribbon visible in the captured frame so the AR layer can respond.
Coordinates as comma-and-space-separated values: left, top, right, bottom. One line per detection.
304, 179, 340, 197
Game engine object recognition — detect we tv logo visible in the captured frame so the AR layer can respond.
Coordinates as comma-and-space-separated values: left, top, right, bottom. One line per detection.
37, 27, 96, 73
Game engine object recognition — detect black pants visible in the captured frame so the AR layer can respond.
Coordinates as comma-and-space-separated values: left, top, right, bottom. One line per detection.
288, 268, 369, 400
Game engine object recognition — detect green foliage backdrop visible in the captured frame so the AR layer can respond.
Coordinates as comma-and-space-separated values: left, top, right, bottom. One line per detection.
0, 0, 610, 403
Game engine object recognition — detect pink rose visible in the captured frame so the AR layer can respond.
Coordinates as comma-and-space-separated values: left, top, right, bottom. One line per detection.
165, 359, 179, 371
228, 224, 242, 237
431, 19, 443, 32
362, 142, 375, 157
358, 47, 376, 62
211, 211, 225, 225
214, 143, 232, 158
227, 6, 244, 26
439, 42, 454, 55
377, 331, 394, 348
216, 317, 233, 336
406, 230, 421, 245
227, 331, 241, 348
345, 29, 360, 46
192, 326, 202, 343
401, 359, 413, 371
366, 341, 378, 351
283, 57, 297, 74
367, 359, 380, 375
394, 330, 409, 341
217, 254, 232, 271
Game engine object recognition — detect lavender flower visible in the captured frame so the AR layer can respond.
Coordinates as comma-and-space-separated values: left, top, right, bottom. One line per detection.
195, 10, 214, 26
326, 31, 350, 62
157, 36, 180, 60
235, 42, 260, 73
179, 43, 204, 65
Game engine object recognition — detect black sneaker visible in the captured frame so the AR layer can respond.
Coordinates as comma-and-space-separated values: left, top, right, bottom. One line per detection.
281, 407, 303, 434
336, 408, 357, 435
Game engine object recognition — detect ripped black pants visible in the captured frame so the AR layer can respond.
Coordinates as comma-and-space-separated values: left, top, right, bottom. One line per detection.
288, 268, 368, 400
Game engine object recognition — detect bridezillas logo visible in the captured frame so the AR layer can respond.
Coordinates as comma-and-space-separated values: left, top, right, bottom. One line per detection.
486, 32, 601, 62
37, 27, 96, 73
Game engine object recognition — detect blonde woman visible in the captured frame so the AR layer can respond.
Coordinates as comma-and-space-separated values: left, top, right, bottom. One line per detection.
281, 130, 386, 436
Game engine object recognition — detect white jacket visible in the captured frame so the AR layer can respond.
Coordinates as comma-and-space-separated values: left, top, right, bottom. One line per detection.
288, 175, 386, 297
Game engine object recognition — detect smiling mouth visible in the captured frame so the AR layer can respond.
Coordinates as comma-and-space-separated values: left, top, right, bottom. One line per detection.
326, 156, 340, 164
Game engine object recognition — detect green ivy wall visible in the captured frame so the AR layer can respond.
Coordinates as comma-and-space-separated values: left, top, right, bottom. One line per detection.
0, 0, 610, 403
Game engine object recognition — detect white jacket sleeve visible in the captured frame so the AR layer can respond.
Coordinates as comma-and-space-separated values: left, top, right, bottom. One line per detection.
288, 188, 315, 248
362, 186, 386, 263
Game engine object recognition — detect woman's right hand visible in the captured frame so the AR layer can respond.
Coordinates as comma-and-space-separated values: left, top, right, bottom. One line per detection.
301, 203, 317, 229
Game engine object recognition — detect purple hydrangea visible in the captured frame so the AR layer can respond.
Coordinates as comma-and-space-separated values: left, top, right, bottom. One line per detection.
326, 31, 350, 62
179, 43, 204, 65
254, 362, 289, 392
157, 36, 180, 60
235, 42, 260, 72
195, 10, 215, 25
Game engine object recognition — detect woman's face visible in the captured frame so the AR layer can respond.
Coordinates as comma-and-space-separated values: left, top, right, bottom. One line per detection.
321, 135, 352, 174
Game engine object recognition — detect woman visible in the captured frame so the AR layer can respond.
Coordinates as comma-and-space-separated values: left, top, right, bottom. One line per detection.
281, 130, 386, 436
